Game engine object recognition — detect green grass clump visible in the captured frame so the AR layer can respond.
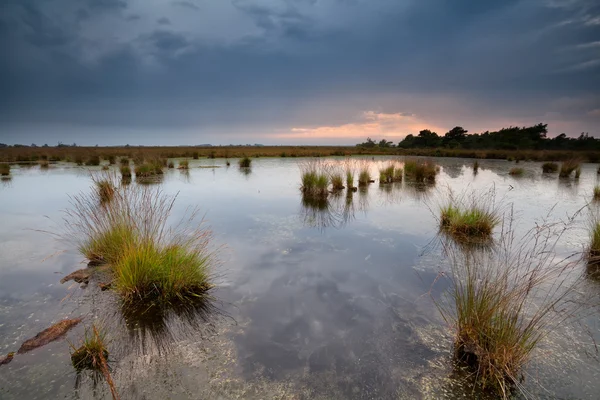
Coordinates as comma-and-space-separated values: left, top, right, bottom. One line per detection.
440, 205, 499, 239
541, 162, 558, 173
239, 157, 252, 168
346, 170, 354, 188
436, 215, 585, 397
178, 160, 189, 169
65, 181, 215, 306
379, 163, 400, 184
358, 167, 371, 187
114, 241, 211, 304
0, 164, 10, 176
404, 159, 439, 183
330, 173, 344, 191
135, 162, 163, 178
559, 160, 580, 178
120, 165, 131, 178
509, 167, 524, 176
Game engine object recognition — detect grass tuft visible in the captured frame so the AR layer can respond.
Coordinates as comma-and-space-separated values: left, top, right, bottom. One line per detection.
594, 186, 600, 201
404, 158, 439, 182
0, 164, 9, 176
94, 178, 116, 203
178, 159, 189, 170
439, 189, 500, 241
541, 162, 558, 173
85, 155, 101, 166
330, 172, 344, 191
39, 159, 50, 169
239, 157, 252, 168
559, 160, 580, 178
134, 162, 163, 178
473, 160, 479, 173
120, 165, 131, 178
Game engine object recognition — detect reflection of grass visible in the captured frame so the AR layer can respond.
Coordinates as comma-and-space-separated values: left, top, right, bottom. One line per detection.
542, 162, 558, 173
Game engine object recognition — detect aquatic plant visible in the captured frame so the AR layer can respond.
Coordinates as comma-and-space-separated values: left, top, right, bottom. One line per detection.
509, 167, 524, 176
330, 172, 344, 191
594, 186, 600, 201
0, 163, 9, 176
65, 181, 215, 306
70, 324, 119, 400
541, 162, 558, 173
239, 157, 252, 168
346, 169, 354, 189
559, 160, 580, 178
439, 189, 500, 241
591, 215, 600, 258
379, 163, 400, 184
404, 158, 439, 183
473, 160, 479, 173
120, 165, 131, 178
167, 161, 174, 169
300, 160, 330, 197
178, 159, 189, 170
134, 162, 163, 178
39, 159, 49, 169
436, 210, 587, 398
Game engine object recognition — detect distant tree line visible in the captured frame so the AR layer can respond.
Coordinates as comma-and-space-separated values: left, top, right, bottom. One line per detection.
357, 123, 600, 150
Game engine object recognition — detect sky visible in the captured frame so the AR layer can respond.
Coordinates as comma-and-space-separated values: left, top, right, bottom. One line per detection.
1, 0, 599, 146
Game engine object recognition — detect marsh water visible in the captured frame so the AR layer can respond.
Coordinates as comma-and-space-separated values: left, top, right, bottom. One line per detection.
1, 157, 599, 399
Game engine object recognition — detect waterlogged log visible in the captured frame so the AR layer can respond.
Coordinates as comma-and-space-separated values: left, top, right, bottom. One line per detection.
17, 318, 82, 354
60, 269, 93, 284
0, 352, 14, 366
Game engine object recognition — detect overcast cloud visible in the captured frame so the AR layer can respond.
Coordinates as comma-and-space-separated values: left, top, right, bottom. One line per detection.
1, 0, 599, 145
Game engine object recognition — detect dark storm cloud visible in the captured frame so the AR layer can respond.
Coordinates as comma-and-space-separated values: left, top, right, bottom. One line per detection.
0, 0, 599, 144
172, 1, 200, 11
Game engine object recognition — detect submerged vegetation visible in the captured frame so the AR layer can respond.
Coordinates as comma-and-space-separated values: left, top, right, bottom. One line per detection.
542, 162, 558, 173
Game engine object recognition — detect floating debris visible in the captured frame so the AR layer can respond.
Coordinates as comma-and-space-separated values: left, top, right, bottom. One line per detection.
18, 318, 82, 354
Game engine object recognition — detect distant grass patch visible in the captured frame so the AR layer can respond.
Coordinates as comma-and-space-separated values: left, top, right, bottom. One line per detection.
178, 159, 189, 170
39, 159, 49, 169
0, 164, 9, 176
167, 161, 174, 169
135, 162, 163, 178
239, 157, 252, 168
120, 165, 131, 178
559, 160, 580, 178
85, 155, 101, 166
542, 162, 558, 173
509, 167, 524, 176
404, 158, 439, 183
